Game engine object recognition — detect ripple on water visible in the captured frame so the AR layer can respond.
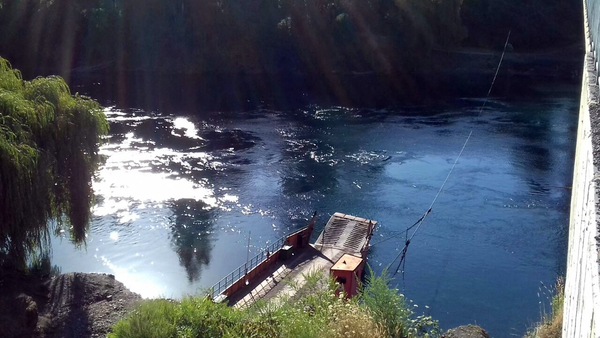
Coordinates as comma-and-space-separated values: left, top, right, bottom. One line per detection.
50, 99, 578, 337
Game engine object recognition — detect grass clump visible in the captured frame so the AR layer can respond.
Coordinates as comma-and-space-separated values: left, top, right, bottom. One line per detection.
360, 268, 439, 337
325, 298, 386, 338
0, 57, 108, 267
109, 268, 439, 338
524, 277, 564, 338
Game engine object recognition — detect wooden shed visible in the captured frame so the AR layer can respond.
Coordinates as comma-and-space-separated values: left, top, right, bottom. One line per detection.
330, 253, 364, 298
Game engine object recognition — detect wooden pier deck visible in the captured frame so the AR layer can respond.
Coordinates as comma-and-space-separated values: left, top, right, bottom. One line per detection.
223, 213, 376, 308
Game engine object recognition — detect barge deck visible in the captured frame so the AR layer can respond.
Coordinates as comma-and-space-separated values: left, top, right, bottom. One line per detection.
210, 212, 376, 307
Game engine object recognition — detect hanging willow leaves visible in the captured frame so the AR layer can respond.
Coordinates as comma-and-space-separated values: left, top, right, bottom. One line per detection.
0, 57, 108, 266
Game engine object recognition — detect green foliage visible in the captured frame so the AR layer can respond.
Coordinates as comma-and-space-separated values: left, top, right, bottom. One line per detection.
26, 252, 61, 277
524, 277, 564, 338
0, 0, 467, 76
360, 268, 412, 336
0, 57, 108, 266
110, 269, 440, 338
0, 0, 581, 80
110, 297, 279, 338
360, 267, 440, 337
109, 300, 179, 338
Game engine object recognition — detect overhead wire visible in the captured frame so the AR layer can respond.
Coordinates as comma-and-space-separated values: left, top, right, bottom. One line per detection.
373, 31, 512, 277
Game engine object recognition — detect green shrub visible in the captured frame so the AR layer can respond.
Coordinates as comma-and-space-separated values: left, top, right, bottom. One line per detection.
109, 300, 179, 338
360, 268, 440, 337
360, 268, 413, 337
326, 299, 386, 338
110, 269, 440, 338
109, 297, 279, 338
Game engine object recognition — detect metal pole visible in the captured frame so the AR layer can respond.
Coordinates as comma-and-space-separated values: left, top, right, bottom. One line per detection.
322, 223, 327, 253
245, 231, 251, 285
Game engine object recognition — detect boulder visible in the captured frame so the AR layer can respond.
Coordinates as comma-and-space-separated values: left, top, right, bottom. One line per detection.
442, 325, 490, 338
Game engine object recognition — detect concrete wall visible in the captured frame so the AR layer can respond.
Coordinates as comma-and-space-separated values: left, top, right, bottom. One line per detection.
563, 3, 600, 337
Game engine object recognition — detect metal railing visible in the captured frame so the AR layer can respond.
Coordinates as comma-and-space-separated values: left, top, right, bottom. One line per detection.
209, 234, 287, 299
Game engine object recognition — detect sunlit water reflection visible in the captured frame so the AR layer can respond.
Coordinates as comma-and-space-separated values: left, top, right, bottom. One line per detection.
51, 96, 577, 336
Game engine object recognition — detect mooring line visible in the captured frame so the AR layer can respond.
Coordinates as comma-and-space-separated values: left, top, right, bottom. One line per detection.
378, 31, 512, 277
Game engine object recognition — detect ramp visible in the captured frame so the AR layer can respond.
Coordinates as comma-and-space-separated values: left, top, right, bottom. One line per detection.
314, 212, 376, 257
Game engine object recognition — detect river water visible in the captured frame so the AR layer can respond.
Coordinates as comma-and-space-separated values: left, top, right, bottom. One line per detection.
51, 93, 577, 336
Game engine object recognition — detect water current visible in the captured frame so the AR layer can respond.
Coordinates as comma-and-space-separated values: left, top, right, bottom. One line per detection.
51, 94, 577, 336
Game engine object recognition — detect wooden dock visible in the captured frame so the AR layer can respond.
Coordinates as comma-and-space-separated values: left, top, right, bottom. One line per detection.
211, 212, 376, 308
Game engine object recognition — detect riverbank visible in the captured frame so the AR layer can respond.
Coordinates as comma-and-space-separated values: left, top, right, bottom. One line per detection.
56, 46, 582, 111
0, 271, 140, 337
0, 268, 560, 337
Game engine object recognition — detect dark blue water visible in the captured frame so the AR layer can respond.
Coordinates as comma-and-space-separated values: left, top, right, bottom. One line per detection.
51, 95, 577, 336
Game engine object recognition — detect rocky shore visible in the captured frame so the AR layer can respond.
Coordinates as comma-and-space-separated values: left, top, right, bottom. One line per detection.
1, 272, 140, 338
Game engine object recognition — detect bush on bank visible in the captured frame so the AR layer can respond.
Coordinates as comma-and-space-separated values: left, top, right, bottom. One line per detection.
109, 269, 440, 338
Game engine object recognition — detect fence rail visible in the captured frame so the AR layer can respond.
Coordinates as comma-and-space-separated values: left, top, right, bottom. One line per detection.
209, 234, 287, 299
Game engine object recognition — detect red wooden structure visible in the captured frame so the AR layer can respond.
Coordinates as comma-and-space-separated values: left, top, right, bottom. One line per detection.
330, 253, 364, 298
